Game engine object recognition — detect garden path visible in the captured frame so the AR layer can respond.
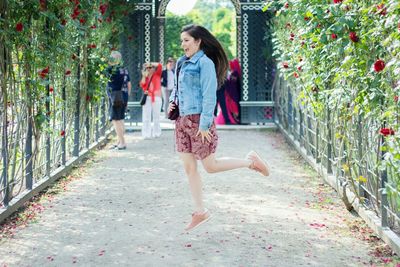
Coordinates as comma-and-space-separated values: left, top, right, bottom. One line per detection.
0, 128, 388, 266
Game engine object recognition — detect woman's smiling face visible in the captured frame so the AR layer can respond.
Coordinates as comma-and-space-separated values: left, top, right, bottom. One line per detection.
180, 31, 201, 58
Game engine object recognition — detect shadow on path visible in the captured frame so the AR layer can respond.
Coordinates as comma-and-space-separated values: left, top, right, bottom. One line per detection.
0, 129, 381, 266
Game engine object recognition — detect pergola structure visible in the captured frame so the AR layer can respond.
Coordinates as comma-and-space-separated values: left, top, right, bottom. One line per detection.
121, 0, 275, 124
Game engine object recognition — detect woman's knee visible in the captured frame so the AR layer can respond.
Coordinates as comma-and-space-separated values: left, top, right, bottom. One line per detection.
180, 157, 197, 176
202, 162, 217, 173
183, 162, 198, 176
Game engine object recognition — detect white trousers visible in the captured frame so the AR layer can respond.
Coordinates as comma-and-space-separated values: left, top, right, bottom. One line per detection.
142, 96, 162, 138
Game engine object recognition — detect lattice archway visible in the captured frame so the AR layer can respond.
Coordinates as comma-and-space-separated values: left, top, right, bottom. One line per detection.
121, 0, 275, 124
157, 0, 242, 17
156, 0, 242, 71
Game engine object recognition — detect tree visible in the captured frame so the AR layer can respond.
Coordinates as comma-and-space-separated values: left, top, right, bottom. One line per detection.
164, 14, 194, 60
165, 0, 236, 60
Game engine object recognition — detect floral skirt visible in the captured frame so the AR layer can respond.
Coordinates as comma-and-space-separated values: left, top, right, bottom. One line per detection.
175, 114, 218, 160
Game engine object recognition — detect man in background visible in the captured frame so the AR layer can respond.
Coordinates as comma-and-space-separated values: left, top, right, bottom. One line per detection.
161, 57, 175, 117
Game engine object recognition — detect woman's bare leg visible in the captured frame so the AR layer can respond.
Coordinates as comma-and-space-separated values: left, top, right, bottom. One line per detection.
112, 120, 121, 145
201, 153, 252, 173
112, 120, 125, 147
179, 152, 205, 213
117, 120, 126, 146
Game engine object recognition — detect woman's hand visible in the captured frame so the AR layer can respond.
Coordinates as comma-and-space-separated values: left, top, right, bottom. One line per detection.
196, 129, 211, 143
168, 102, 176, 113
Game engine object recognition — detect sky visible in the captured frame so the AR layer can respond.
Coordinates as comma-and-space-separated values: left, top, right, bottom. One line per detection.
166, 0, 198, 15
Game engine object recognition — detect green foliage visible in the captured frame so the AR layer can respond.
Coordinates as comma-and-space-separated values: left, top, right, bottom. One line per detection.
164, 15, 194, 59
0, 0, 137, 187
164, 0, 236, 60
268, 0, 400, 207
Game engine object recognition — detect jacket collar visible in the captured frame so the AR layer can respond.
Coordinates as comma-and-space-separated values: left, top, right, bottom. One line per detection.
176, 50, 205, 70
184, 50, 205, 64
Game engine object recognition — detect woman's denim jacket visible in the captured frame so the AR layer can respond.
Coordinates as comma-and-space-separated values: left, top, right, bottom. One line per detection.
169, 50, 217, 131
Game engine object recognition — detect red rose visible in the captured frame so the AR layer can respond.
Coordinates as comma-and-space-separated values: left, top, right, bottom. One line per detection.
49, 86, 54, 93
282, 62, 289, 68
377, 4, 387, 16
380, 128, 395, 136
65, 69, 71, 75
284, 2, 289, 8
297, 66, 302, 72
79, 18, 85, 25
394, 96, 399, 103
88, 44, 96, 49
106, 17, 112, 23
39, 66, 49, 79
91, 25, 96, 29
60, 130, 65, 137
349, 32, 359, 42
331, 33, 337, 39
40, 0, 47, 11
16, 22, 23, 32
293, 72, 299, 78
61, 19, 67, 26
99, 4, 108, 15
333, 0, 343, 3
290, 33, 295, 38
373, 59, 385, 72
304, 17, 310, 21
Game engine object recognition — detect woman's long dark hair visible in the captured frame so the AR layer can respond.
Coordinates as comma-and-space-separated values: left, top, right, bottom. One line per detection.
181, 24, 228, 88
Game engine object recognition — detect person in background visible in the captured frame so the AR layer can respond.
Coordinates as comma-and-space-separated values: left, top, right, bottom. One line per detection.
140, 62, 162, 139
168, 24, 270, 232
161, 57, 175, 117
215, 58, 241, 125
106, 51, 131, 150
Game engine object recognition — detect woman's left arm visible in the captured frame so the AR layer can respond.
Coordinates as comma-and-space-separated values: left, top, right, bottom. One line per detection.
199, 58, 217, 132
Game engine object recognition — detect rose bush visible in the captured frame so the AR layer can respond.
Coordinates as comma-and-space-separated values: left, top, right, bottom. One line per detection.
0, 0, 136, 194
268, 0, 400, 213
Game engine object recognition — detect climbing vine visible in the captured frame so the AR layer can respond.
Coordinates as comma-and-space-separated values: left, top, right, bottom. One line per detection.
0, 0, 137, 203
268, 0, 400, 214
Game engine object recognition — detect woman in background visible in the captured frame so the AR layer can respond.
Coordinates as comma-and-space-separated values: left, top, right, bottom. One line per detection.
140, 62, 162, 139
215, 58, 241, 125
107, 51, 131, 150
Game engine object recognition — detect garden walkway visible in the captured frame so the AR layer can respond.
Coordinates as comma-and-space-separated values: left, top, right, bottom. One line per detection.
0, 125, 389, 266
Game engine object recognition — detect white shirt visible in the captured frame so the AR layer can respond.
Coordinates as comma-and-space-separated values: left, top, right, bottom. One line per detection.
167, 70, 174, 91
